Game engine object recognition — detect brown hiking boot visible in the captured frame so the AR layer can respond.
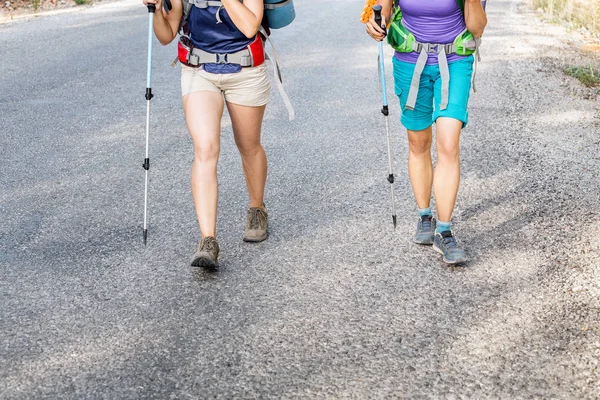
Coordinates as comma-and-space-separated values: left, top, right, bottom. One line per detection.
243, 205, 268, 242
191, 236, 219, 269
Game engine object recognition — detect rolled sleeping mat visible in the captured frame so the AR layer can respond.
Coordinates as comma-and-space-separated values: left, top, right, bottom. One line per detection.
263, 0, 295, 29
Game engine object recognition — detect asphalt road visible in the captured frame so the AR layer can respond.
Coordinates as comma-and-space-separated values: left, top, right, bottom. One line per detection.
1, 0, 599, 398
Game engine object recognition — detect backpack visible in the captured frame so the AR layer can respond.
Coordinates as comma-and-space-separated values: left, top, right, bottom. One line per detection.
173, 0, 296, 120
178, 0, 295, 34
385, 0, 484, 112
387, 0, 477, 57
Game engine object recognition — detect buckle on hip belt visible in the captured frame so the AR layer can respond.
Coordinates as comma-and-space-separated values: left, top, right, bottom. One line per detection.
426, 44, 438, 53
215, 54, 228, 64
188, 53, 200, 66
415, 42, 452, 54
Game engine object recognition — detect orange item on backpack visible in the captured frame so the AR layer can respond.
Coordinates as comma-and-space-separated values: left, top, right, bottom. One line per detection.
360, 0, 378, 23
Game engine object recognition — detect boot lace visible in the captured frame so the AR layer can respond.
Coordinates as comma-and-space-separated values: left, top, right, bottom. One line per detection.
420, 215, 433, 230
248, 208, 266, 230
202, 237, 217, 253
440, 231, 458, 249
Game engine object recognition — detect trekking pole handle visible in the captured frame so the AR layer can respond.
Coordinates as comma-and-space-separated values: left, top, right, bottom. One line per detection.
373, 5, 382, 29
372, 5, 387, 35
147, 3, 155, 12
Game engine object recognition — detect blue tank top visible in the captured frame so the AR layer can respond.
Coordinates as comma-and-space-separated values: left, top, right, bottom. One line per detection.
187, 5, 254, 73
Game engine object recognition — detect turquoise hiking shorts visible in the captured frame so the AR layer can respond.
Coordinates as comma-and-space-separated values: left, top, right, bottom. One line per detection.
392, 55, 474, 131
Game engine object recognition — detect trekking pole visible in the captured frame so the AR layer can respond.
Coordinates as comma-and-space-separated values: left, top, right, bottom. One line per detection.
373, 5, 397, 229
142, 2, 156, 245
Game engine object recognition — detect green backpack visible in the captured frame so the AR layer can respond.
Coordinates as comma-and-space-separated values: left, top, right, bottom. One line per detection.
385, 0, 482, 112
387, 0, 477, 56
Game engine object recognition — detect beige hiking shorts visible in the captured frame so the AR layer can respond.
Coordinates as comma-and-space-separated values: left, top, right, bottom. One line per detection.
181, 63, 270, 107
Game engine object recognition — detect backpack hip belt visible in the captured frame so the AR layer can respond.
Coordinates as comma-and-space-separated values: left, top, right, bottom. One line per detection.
387, 2, 482, 112
404, 34, 481, 112
177, 34, 265, 68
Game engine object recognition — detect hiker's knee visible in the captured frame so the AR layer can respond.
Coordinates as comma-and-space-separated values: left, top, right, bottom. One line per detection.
193, 140, 220, 164
236, 140, 263, 158
408, 133, 432, 156
437, 139, 459, 162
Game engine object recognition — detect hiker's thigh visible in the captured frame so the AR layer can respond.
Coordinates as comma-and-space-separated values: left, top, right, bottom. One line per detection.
227, 102, 266, 154
181, 65, 222, 97
393, 57, 435, 132
221, 63, 270, 108
433, 55, 473, 129
183, 91, 224, 161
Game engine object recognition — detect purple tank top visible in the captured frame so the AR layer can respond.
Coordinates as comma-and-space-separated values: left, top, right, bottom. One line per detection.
393, 0, 468, 65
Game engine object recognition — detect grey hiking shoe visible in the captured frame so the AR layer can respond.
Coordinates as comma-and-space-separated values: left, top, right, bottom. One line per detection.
433, 230, 468, 265
413, 215, 436, 245
191, 236, 219, 269
243, 206, 268, 242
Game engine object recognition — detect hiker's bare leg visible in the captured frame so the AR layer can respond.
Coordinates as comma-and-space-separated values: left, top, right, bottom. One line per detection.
433, 117, 462, 222
227, 102, 267, 210
183, 91, 224, 238
407, 126, 434, 209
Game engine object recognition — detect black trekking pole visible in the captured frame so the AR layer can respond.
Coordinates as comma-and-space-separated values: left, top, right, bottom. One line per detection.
373, 5, 397, 229
142, 2, 155, 245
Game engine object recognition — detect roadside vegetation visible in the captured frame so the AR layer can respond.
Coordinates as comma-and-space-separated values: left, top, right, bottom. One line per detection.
534, 0, 600, 35
1, 0, 87, 14
563, 64, 600, 87
534, 0, 600, 87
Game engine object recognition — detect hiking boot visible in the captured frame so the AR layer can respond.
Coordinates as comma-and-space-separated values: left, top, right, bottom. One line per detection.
191, 236, 219, 269
433, 230, 468, 265
413, 215, 436, 245
243, 206, 268, 242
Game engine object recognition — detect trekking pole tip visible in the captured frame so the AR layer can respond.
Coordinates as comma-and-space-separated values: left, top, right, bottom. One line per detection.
392, 215, 397, 229
143, 229, 148, 245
